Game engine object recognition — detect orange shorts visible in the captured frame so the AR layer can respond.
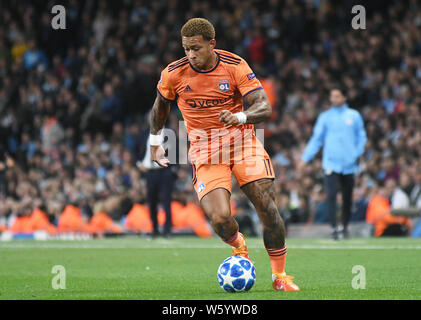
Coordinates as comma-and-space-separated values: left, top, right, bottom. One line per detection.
191, 134, 275, 201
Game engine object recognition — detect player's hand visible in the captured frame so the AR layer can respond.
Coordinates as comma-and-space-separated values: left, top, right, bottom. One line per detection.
150, 145, 170, 168
219, 110, 239, 126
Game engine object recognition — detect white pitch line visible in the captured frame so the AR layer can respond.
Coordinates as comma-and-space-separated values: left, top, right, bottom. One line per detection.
0, 243, 421, 249
288, 245, 421, 249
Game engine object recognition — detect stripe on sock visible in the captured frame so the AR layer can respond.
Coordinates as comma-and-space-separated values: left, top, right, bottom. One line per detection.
267, 246, 287, 257
267, 247, 286, 251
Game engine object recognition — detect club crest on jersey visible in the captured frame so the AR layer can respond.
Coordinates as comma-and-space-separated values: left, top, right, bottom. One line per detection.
218, 80, 230, 92
197, 182, 205, 193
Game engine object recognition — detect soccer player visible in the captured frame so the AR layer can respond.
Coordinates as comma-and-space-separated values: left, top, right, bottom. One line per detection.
149, 18, 299, 291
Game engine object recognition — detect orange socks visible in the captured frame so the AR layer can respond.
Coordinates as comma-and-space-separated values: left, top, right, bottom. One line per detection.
225, 234, 287, 274
224, 231, 245, 249
267, 246, 287, 275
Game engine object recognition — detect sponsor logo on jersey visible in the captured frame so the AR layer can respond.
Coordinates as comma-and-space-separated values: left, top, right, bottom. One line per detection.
186, 96, 231, 108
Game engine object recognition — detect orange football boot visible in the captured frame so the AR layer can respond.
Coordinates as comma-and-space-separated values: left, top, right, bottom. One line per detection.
232, 232, 250, 260
272, 273, 300, 291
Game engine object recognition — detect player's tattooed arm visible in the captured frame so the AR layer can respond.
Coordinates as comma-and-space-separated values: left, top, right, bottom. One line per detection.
149, 93, 171, 167
219, 89, 271, 126
242, 89, 272, 123
150, 93, 171, 134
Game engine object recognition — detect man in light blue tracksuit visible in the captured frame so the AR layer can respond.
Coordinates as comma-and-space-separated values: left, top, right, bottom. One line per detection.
300, 88, 367, 239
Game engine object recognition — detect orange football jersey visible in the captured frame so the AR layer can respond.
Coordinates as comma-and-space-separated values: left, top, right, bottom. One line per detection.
157, 49, 263, 163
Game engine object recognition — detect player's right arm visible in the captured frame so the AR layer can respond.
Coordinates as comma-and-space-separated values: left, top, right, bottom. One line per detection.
149, 94, 171, 167
150, 94, 170, 135
219, 58, 271, 126
149, 67, 176, 167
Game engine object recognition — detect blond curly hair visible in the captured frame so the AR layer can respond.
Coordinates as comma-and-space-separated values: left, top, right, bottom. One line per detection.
181, 18, 215, 40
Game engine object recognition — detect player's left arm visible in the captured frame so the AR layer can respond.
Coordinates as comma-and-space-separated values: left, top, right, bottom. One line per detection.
219, 88, 271, 126
355, 112, 367, 157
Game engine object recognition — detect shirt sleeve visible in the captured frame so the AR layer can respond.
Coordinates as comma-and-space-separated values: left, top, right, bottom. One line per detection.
301, 114, 326, 163
355, 112, 367, 158
157, 67, 176, 101
234, 59, 263, 98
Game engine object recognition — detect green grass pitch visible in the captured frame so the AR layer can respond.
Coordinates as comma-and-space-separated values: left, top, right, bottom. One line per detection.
0, 236, 420, 300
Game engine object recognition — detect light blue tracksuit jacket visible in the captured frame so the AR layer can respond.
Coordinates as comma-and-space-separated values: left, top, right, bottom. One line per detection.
301, 103, 367, 174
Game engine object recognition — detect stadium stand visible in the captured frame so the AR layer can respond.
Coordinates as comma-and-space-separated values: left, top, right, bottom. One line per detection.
0, 0, 420, 237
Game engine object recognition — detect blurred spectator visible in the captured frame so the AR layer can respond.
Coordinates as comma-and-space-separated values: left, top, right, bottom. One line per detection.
409, 170, 421, 208
23, 39, 48, 70
350, 185, 370, 222
100, 83, 123, 126
137, 131, 175, 238
310, 186, 330, 224
366, 180, 412, 237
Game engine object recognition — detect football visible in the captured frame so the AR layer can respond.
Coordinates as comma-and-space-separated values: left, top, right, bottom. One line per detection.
217, 256, 256, 292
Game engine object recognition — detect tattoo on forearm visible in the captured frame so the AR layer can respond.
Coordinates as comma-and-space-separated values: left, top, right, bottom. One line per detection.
243, 89, 272, 124
150, 94, 170, 134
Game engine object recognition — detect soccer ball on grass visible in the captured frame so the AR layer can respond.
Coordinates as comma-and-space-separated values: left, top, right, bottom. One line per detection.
217, 256, 256, 292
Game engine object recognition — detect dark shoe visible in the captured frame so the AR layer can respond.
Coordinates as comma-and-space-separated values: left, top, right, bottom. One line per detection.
163, 232, 172, 239
331, 229, 339, 241
151, 231, 160, 239
342, 228, 350, 239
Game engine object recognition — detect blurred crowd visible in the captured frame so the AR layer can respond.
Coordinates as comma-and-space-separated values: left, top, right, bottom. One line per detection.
0, 0, 420, 235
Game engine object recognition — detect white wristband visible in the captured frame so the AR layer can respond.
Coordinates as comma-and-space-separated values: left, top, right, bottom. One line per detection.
149, 133, 162, 146
234, 112, 247, 124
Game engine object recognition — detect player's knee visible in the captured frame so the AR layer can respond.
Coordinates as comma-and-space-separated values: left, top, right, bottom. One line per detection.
203, 202, 230, 221
260, 202, 281, 226
210, 211, 232, 227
